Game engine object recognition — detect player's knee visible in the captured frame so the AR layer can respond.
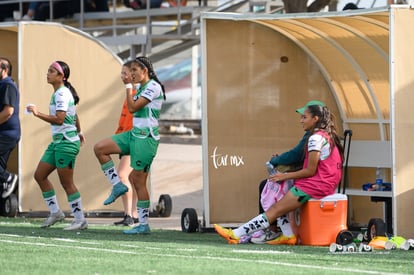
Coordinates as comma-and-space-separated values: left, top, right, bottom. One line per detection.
93, 140, 107, 156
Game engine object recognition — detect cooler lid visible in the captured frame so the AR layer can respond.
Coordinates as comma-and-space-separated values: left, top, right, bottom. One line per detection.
310, 193, 348, 202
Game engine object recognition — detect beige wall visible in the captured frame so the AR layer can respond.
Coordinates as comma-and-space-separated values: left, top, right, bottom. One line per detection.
1, 22, 127, 213
204, 19, 341, 224
391, 8, 414, 237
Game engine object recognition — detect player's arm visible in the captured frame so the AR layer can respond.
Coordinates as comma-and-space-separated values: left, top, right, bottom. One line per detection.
125, 85, 150, 113
29, 107, 66, 125
271, 132, 308, 166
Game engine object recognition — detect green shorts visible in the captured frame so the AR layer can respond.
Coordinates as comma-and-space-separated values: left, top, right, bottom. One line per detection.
111, 131, 159, 172
290, 186, 312, 204
41, 140, 80, 168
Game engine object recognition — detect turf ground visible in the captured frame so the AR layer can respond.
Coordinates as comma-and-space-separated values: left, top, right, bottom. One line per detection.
1, 217, 413, 275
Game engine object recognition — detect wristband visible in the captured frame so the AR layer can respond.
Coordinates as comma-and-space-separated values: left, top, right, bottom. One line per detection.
125, 83, 133, 89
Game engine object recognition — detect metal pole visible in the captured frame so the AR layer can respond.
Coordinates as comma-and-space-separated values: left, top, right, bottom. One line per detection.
112, 0, 117, 36
49, 0, 54, 20
80, 0, 84, 29
191, 35, 199, 119
145, 0, 151, 55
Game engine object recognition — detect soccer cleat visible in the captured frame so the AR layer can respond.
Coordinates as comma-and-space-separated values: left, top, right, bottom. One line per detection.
114, 215, 134, 226
250, 230, 265, 239
40, 210, 65, 228
214, 224, 240, 244
123, 224, 151, 234
266, 234, 297, 245
239, 235, 253, 244
2, 173, 18, 198
251, 229, 282, 244
63, 219, 88, 231
132, 217, 139, 224
400, 239, 414, 251
103, 183, 128, 205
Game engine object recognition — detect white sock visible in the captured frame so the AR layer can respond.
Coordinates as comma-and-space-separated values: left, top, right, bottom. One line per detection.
102, 161, 121, 186
44, 195, 60, 214
69, 197, 85, 221
233, 214, 270, 238
277, 214, 293, 236
138, 208, 149, 225
137, 200, 150, 225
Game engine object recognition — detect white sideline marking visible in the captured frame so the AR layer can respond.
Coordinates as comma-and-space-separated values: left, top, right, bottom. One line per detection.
0, 236, 410, 275
52, 238, 100, 245
0, 239, 137, 254
233, 249, 291, 254
121, 244, 197, 252
0, 234, 98, 245
1, 233, 20, 237
52, 238, 83, 242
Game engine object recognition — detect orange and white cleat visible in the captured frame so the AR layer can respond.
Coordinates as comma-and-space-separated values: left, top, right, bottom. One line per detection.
266, 234, 297, 245
214, 224, 240, 244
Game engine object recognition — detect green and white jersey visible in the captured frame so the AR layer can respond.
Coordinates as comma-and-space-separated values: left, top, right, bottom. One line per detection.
49, 86, 79, 142
132, 79, 163, 140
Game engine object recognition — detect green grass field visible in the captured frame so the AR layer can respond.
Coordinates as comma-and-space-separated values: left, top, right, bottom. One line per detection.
1, 217, 413, 275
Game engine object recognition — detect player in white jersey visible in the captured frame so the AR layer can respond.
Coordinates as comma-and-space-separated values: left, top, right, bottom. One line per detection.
27, 61, 87, 231
94, 56, 165, 234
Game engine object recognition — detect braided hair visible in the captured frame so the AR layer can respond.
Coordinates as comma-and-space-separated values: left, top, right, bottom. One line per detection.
135, 56, 166, 100
54, 61, 80, 105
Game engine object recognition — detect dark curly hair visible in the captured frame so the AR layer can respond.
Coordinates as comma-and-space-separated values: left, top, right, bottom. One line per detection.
306, 105, 344, 158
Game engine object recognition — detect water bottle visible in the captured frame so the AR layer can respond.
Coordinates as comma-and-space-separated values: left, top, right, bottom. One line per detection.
266, 161, 276, 176
375, 167, 384, 191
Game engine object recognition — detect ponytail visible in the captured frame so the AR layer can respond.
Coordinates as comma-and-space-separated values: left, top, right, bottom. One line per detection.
54, 61, 80, 105
136, 56, 166, 100
64, 80, 80, 105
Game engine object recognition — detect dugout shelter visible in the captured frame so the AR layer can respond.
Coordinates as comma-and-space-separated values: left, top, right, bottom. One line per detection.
200, 5, 414, 238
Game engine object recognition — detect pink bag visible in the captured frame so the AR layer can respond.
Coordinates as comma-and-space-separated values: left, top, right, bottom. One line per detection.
260, 179, 293, 211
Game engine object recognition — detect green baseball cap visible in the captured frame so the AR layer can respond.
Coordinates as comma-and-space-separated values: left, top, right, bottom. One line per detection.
296, 100, 326, 115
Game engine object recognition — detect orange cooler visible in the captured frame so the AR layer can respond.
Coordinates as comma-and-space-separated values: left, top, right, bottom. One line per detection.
290, 193, 348, 246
